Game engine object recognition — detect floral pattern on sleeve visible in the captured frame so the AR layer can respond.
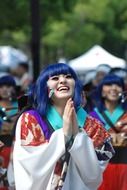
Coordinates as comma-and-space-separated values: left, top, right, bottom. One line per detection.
84, 116, 111, 148
20, 112, 48, 146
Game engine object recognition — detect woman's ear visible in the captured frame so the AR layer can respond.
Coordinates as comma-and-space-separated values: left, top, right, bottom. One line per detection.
102, 92, 106, 98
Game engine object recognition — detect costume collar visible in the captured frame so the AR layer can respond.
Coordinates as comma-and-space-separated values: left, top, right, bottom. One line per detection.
46, 105, 87, 130
94, 105, 125, 130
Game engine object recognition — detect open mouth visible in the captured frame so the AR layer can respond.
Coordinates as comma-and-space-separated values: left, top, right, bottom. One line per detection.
110, 92, 119, 96
57, 86, 69, 91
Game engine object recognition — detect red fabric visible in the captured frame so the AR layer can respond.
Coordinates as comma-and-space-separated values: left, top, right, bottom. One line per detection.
0, 147, 11, 168
98, 163, 127, 190
21, 113, 47, 146
98, 112, 127, 190
85, 116, 110, 148
54, 161, 62, 176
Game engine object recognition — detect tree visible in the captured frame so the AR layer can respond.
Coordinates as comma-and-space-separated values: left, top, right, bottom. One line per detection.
1, 0, 127, 65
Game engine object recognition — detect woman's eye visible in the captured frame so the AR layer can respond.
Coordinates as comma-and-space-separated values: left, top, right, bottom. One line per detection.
66, 74, 72, 78
51, 76, 59, 80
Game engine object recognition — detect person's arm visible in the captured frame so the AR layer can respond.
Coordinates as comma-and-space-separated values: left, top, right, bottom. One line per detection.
68, 116, 114, 189
13, 113, 66, 190
68, 131, 104, 189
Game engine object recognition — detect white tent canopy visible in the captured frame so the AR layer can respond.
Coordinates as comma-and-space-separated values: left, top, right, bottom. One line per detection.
0, 46, 28, 69
69, 45, 126, 72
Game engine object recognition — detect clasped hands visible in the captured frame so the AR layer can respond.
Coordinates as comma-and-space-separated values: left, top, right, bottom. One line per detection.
111, 120, 127, 146
62, 98, 79, 140
115, 119, 127, 134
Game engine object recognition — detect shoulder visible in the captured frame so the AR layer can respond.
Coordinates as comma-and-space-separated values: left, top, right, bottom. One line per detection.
84, 115, 110, 147
19, 111, 47, 146
19, 109, 42, 125
21, 110, 39, 123
84, 115, 104, 134
119, 112, 127, 120
85, 115, 103, 127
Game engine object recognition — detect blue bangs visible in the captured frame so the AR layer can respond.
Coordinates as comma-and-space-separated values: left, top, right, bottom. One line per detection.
97, 74, 125, 100
45, 63, 77, 79
100, 74, 124, 89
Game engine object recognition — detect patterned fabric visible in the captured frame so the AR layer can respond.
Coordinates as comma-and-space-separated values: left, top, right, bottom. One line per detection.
20, 112, 110, 148
84, 116, 110, 148
91, 108, 127, 147
92, 106, 124, 131
19, 110, 111, 189
13, 108, 113, 190
21, 112, 47, 146
90, 109, 127, 190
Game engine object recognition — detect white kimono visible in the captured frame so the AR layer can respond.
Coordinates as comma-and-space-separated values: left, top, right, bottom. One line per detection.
13, 115, 112, 190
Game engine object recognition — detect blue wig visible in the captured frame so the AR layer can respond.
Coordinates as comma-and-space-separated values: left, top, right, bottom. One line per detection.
95, 74, 126, 111
29, 63, 83, 117
0, 75, 16, 87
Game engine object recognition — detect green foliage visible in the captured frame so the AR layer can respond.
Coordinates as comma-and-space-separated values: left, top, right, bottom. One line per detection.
43, 21, 69, 47
0, 0, 127, 63
0, 0, 29, 30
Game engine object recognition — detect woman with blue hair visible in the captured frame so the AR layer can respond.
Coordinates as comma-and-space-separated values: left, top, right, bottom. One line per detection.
90, 74, 127, 190
13, 63, 113, 190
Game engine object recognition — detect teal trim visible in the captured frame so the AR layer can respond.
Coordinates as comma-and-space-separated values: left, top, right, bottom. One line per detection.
7, 101, 18, 116
94, 108, 110, 130
46, 105, 87, 131
104, 106, 124, 124
46, 105, 63, 130
77, 107, 87, 128
0, 101, 18, 118
94, 106, 124, 130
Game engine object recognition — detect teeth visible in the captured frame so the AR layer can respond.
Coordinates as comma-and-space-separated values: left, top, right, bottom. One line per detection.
109, 91, 118, 95
58, 86, 69, 91
110, 93, 117, 95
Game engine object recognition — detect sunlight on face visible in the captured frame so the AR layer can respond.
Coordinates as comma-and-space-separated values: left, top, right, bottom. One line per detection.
102, 83, 123, 102
47, 74, 75, 101
0, 85, 14, 100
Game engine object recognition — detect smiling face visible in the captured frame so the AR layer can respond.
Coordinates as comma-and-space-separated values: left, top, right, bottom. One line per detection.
0, 85, 14, 100
102, 83, 123, 102
47, 74, 75, 103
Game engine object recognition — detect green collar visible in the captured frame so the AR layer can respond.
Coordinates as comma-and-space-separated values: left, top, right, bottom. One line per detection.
94, 105, 125, 130
46, 105, 87, 130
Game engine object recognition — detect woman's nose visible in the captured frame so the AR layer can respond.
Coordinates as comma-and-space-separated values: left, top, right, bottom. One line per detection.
59, 76, 66, 83
111, 84, 117, 89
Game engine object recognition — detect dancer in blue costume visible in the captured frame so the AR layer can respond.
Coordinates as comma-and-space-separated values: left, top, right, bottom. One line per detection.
90, 74, 127, 190
13, 63, 114, 190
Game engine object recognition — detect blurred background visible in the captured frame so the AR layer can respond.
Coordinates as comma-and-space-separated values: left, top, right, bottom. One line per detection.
0, 0, 127, 81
